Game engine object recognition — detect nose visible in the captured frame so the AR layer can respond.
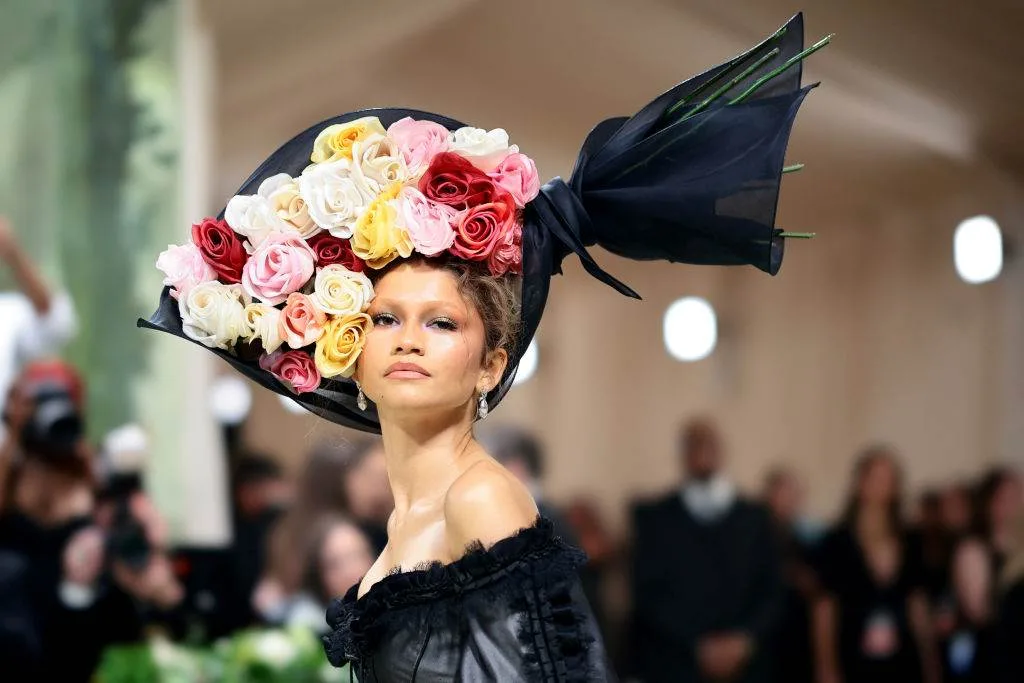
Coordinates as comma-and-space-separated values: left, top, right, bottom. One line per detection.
393, 324, 424, 356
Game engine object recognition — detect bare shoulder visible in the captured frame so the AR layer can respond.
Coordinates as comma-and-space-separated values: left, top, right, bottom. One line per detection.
444, 459, 539, 556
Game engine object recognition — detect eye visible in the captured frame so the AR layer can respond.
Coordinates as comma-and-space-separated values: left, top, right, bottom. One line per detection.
371, 312, 398, 327
430, 317, 459, 331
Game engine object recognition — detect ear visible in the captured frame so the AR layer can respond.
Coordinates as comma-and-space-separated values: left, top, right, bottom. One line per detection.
478, 347, 508, 393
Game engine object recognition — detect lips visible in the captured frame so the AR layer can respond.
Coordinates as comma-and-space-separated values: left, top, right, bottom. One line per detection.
384, 362, 431, 378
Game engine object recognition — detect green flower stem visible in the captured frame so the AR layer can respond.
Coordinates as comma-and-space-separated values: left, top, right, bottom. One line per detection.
782, 163, 805, 174
666, 24, 790, 113
670, 48, 781, 121
778, 231, 816, 239
729, 34, 834, 105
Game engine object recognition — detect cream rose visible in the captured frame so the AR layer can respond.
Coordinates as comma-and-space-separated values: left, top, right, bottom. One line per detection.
311, 264, 374, 316
314, 313, 372, 379
350, 134, 408, 195
298, 159, 374, 239
259, 173, 321, 238
178, 281, 249, 351
449, 127, 517, 172
243, 302, 285, 354
224, 193, 282, 248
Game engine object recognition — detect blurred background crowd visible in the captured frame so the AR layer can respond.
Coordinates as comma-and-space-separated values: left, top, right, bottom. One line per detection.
2, 1, 1024, 681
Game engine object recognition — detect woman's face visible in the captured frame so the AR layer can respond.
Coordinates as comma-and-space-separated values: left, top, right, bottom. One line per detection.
859, 456, 898, 506
319, 523, 374, 598
356, 262, 506, 419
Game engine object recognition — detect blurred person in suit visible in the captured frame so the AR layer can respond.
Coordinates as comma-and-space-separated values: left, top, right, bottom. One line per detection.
628, 417, 783, 683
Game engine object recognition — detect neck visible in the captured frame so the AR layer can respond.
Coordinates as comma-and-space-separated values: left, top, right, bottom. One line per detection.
377, 405, 482, 518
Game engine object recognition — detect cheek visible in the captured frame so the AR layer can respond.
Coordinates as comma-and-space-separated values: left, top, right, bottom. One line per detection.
431, 331, 481, 378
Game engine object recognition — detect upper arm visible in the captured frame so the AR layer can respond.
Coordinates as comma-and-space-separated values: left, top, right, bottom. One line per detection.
444, 464, 538, 557
16, 291, 77, 357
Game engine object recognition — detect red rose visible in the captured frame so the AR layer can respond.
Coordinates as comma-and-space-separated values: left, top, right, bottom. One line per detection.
419, 152, 499, 211
449, 191, 517, 262
191, 218, 247, 284
307, 232, 365, 272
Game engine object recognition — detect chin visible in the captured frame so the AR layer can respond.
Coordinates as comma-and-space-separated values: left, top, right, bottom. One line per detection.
376, 385, 467, 416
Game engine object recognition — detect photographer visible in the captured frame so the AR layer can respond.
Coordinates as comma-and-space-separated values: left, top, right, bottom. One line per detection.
0, 216, 78, 443
0, 360, 95, 677
41, 424, 185, 681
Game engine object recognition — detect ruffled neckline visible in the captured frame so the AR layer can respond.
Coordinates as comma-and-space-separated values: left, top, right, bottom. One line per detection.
324, 516, 586, 665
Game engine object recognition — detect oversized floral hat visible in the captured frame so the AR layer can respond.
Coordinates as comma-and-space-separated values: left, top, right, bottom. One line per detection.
140, 14, 826, 433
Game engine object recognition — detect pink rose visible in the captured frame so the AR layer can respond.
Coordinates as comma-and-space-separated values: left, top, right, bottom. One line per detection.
386, 117, 450, 176
487, 221, 523, 276
156, 242, 217, 299
278, 292, 327, 349
488, 152, 540, 208
259, 350, 321, 394
398, 187, 457, 256
241, 231, 316, 305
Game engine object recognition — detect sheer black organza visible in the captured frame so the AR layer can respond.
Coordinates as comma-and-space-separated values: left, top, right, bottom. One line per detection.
139, 14, 815, 433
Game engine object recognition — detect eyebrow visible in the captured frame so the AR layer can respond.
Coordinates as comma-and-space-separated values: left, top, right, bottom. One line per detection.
371, 298, 460, 311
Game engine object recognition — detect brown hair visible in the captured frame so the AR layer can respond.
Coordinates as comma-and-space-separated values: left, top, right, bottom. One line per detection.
368, 254, 522, 362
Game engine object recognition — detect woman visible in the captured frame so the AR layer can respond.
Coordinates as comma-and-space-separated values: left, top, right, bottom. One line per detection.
945, 468, 1023, 682
812, 447, 941, 683
283, 515, 376, 634
255, 438, 382, 625
140, 14, 824, 681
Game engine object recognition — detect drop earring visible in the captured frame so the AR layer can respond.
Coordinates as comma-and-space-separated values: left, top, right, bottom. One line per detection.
477, 390, 489, 419
355, 381, 367, 411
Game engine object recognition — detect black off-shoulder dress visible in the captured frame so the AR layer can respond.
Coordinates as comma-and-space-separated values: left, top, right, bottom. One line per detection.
323, 518, 615, 682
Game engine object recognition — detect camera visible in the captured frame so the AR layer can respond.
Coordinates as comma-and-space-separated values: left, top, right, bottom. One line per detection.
99, 425, 153, 570
8, 380, 84, 461
105, 490, 152, 571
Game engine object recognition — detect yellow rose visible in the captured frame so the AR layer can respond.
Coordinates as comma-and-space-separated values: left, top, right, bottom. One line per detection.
350, 183, 414, 269
314, 312, 372, 379
310, 117, 387, 163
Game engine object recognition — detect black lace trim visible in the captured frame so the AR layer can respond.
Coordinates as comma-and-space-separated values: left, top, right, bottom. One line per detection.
323, 516, 597, 681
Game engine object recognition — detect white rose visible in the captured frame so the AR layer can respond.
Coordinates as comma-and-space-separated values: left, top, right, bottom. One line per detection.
350, 134, 408, 195
225, 193, 284, 248
179, 281, 249, 351
311, 264, 374, 316
243, 302, 285, 353
259, 173, 321, 239
298, 159, 373, 239
448, 126, 517, 172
